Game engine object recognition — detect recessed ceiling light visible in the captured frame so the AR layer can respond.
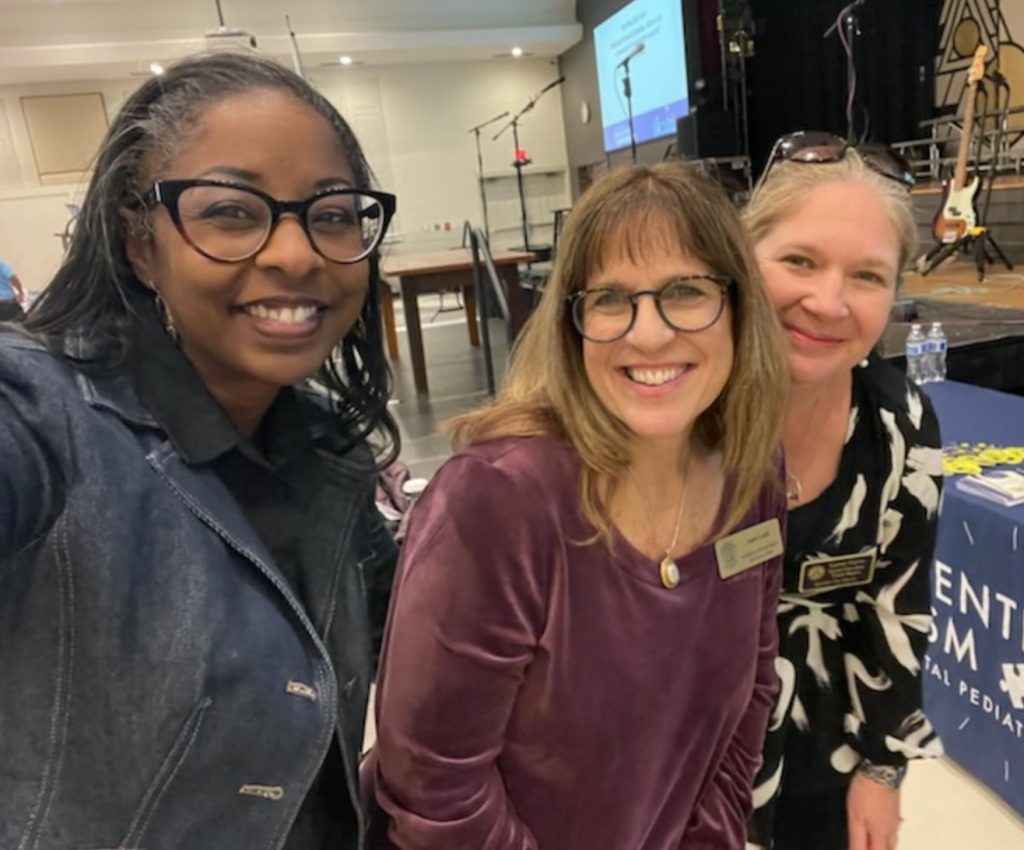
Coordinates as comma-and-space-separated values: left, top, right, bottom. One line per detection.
511, 47, 524, 58
150, 62, 165, 76
339, 55, 354, 65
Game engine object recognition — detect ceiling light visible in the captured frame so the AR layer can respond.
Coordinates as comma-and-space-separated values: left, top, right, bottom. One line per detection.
339, 55, 354, 65
511, 47, 524, 58
150, 62, 165, 76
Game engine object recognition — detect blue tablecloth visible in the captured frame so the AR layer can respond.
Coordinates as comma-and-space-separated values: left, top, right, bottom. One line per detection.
923, 381, 1024, 816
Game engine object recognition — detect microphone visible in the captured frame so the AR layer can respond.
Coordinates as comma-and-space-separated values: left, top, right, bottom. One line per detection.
824, 0, 867, 39
539, 75, 566, 95
617, 43, 645, 67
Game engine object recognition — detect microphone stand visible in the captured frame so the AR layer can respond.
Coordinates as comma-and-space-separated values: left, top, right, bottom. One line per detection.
494, 77, 565, 254
622, 55, 638, 163
717, 0, 729, 112
467, 110, 509, 244
824, 0, 867, 143
975, 76, 1013, 277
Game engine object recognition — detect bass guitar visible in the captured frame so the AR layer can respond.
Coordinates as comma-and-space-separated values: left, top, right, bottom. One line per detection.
933, 45, 987, 244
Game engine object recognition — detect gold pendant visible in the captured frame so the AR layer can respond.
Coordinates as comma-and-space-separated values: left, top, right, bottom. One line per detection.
660, 556, 680, 589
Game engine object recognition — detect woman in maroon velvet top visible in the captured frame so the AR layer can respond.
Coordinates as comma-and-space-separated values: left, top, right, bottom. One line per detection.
368, 164, 788, 849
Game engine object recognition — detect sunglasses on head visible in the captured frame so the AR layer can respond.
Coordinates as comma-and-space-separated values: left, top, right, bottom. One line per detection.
754, 131, 915, 193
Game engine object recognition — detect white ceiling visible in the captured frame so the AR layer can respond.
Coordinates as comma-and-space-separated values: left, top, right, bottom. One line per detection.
0, 0, 582, 85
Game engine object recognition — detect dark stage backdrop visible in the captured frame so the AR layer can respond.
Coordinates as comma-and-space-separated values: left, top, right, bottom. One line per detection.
746, 0, 943, 169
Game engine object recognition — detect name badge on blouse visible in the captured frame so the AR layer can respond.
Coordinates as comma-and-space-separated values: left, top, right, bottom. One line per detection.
715, 518, 784, 580
798, 548, 878, 595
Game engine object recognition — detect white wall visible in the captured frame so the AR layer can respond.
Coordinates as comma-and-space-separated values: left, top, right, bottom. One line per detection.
311, 58, 570, 253
0, 57, 571, 290
0, 77, 137, 292
0, 186, 85, 297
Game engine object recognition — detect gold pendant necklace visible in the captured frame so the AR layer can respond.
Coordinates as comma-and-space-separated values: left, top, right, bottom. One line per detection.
659, 555, 682, 589
628, 460, 689, 590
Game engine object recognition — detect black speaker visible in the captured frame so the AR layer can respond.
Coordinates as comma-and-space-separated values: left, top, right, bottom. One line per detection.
675, 111, 738, 159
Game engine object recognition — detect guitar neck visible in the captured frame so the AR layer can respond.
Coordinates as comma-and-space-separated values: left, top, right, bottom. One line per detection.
954, 83, 978, 191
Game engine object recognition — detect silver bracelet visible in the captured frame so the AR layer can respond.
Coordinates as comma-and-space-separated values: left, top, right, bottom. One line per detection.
858, 760, 907, 789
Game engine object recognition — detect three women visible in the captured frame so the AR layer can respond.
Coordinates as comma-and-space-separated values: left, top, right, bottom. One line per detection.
1, 49, 940, 850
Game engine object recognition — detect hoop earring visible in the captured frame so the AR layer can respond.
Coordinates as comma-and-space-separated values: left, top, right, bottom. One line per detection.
152, 289, 178, 343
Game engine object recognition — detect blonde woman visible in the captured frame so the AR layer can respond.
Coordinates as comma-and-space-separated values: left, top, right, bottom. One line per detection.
366, 163, 788, 849
744, 133, 944, 850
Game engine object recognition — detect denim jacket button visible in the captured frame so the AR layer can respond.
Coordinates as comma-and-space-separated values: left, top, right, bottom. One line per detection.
285, 680, 318, 702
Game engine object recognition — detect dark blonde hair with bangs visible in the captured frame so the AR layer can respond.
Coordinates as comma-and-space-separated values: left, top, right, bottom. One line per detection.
450, 162, 787, 539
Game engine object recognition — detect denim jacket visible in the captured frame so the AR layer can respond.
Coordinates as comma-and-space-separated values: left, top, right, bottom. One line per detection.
0, 330, 396, 850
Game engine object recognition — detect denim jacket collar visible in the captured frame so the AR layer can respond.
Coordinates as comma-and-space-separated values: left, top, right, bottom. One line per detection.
70, 343, 338, 647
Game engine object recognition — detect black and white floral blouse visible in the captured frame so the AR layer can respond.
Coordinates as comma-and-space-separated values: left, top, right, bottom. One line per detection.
747, 353, 945, 848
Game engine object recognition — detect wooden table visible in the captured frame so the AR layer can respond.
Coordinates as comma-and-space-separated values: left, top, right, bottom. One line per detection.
381, 248, 535, 394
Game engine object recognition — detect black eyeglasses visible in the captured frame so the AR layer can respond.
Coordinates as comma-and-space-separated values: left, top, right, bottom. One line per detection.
567, 276, 734, 343
145, 179, 397, 264
755, 131, 914, 193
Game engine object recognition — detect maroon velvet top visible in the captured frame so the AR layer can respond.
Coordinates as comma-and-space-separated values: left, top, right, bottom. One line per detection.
369, 436, 784, 849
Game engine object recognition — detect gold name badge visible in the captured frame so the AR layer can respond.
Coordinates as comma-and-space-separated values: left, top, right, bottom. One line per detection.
798, 548, 878, 595
715, 518, 784, 580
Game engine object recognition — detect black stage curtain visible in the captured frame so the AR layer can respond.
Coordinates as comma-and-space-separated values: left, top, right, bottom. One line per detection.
747, 0, 942, 170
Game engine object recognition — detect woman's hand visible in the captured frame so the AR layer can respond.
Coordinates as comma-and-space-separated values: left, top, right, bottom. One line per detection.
847, 771, 901, 850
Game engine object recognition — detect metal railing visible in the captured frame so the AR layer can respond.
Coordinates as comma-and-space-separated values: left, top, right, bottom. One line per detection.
895, 105, 1024, 182
466, 222, 514, 396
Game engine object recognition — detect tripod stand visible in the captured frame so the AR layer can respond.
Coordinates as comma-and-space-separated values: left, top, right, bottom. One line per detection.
918, 81, 1014, 281
493, 76, 564, 256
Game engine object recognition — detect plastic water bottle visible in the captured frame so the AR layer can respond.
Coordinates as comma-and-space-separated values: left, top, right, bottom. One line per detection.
926, 322, 948, 382
905, 323, 926, 385
920, 327, 936, 384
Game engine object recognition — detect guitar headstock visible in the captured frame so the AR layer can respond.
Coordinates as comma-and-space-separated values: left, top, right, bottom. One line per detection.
968, 45, 988, 86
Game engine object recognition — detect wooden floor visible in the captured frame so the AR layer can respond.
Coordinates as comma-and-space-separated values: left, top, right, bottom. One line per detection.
880, 259, 1024, 363
903, 258, 1024, 310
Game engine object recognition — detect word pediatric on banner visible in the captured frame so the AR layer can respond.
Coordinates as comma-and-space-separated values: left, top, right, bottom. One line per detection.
927, 560, 1024, 741
925, 654, 1024, 739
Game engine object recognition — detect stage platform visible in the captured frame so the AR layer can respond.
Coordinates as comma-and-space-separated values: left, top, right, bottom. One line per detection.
881, 260, 1024, 395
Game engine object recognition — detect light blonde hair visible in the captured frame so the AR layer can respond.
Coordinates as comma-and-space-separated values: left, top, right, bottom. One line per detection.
744, 150, 918, 274
449, 163, 787, 541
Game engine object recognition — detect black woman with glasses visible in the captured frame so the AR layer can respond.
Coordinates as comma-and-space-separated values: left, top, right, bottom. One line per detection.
744, 132, 943, 850
0, 53, 399, 850
365, 164, 788, 849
